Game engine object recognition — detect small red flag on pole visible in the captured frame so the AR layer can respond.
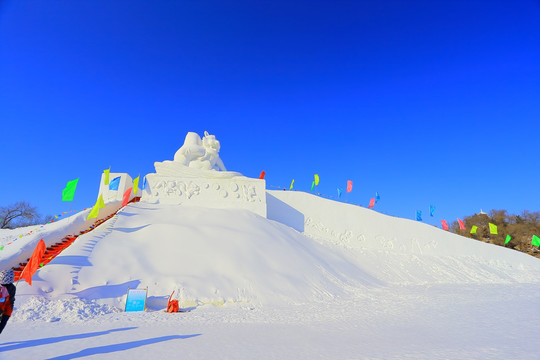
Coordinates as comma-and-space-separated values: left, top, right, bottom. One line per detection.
259, 171, 265, 179
457, 218, 465, 230
368, 198, 375, 208
122, 187, 133, 207
19, 239, 46, 285
441, 220, 449, 231
346, 180, 353, 193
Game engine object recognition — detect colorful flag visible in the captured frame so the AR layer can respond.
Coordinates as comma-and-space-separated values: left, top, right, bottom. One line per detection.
416, 210, 422, 221
347, 180, 353, 193
133, 175, 140, 194
470, 225, 478, 234
62, 178, 79, 202
441, 220, 449, 230
458, 218, 465, 230
489, 223, 498, 234
122, 187, 132, 207
289, 179, 295, 190
142, 176, 147, 190
259, 171, 265, 179
103, 168, 110, 185
369, 198, 375, 208
109, 177, 121, 191
532, 235, 540, 247
314, 174, 320, 186
429, 205, 435, 217
87, 204, 99, 219
97, 194, 106, 209
505, 234, 512, 245
19, 239, 46, 285
311, 181, 315, 191
337, 187, 342, 198
375, 192, 380, 203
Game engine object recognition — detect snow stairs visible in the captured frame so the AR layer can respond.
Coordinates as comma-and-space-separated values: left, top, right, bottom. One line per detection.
12, 197, 141, 281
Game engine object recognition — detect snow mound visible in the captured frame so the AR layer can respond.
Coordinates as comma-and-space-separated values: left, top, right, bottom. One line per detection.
12, 296, 120, 323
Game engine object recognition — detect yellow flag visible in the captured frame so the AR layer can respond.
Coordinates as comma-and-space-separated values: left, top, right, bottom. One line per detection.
103, 168, 110, 185
470, 225, 478, 234
98, 194, 106, 209
289, 179, 295, 190
133, 175, 140, 194
488, 223, 498, 235
87, 204, 99, 219
314, 174, 319, 186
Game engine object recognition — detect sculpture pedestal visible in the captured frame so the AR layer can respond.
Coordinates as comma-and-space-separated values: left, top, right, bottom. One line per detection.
141, 174, 267, 218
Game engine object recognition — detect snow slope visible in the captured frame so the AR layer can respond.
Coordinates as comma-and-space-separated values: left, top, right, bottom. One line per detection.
1, 190, 540, 359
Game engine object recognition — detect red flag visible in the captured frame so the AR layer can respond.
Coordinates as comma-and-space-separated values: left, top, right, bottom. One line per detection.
259, 171, 265, 179
122, 187, 133, 207
368, 198, 375, 208
346, 180, 353, 193
457, 218, 465, 230
20, 239, 46, 285
441, 220, 449, 231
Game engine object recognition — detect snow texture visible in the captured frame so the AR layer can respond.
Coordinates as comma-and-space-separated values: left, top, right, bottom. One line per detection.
0, 190, 539, 359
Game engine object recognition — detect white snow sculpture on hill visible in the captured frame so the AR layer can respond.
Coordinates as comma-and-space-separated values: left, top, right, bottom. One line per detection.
142, 130, 266, 217
174, 131, 227, 171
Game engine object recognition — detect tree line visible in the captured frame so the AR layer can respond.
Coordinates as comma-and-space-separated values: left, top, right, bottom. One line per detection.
0, 202, 53, 229
450, 210, 540, 258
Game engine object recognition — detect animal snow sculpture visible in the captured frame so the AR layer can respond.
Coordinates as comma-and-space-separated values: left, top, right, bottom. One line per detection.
173, 131, 227, 171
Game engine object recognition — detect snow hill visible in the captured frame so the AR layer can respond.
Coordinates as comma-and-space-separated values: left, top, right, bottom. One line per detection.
2, 190, 539, 310
2, 190, 540, 359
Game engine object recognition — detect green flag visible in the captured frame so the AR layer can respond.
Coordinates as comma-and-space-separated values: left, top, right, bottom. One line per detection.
488, 223, 498, 235
62, 178, 79, 201
103, 168, 110, 185
97, 194, 106, 209
470, 225, 478, 234
133, 175, 140, 194
289, 179, 294, 190
532, 235, 540, 247
311, 180, 315, 191
505, 234, 511, 245
87, 204, 99, 219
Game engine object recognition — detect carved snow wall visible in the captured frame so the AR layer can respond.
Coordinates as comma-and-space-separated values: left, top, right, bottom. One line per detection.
141, 174, 267, 218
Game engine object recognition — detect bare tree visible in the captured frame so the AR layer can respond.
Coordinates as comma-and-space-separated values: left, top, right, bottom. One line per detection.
0, 202, 40, 229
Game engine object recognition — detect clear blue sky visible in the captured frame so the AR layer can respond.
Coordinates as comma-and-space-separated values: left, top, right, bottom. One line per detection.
1, 1, 539, 227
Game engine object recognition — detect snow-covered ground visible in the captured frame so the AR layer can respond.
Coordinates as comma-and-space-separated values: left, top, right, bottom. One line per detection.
1, 190, 540, 359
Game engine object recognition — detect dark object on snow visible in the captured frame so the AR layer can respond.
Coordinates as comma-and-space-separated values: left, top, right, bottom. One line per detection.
0, 280, 16, 334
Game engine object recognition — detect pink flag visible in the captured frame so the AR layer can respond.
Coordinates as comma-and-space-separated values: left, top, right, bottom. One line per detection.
346, 180, 353, 193
259, 171, 265, 179
457, 218, 465, 230
368, 198, 375, 208
441, 220, 449, 230
122, 187, 133, 207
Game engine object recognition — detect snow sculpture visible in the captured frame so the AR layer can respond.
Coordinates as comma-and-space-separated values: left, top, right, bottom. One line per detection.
173, 131, 227, 171
141, 131, 266, 217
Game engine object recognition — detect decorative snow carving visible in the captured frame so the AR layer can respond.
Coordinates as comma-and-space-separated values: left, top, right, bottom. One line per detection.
173, 131, 226, 171
141, 131, 267, 217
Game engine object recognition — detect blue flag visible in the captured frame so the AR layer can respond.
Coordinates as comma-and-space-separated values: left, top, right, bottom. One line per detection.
109, 177, 121, 191
430, 205, 435, 217
142, 176, 147, 190
337, 187, 342, 198
416, 210, 422, 221
375, 192, 380, 203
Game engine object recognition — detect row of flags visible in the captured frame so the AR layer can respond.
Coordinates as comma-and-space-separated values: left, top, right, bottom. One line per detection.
61, 168, 145, 203
262, 172, 382, 208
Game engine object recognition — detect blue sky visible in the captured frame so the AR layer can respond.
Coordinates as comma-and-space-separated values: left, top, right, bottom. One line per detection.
1, 1, 539, 227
